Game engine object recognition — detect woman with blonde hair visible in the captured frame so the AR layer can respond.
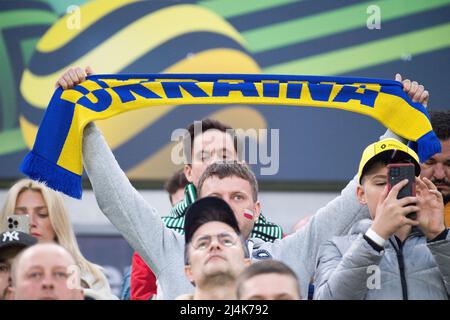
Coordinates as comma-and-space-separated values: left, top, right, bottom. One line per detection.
1, 179, 117, 299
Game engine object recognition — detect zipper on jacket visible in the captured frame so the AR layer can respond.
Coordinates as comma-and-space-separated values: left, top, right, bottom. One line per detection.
389, 237, 408, 300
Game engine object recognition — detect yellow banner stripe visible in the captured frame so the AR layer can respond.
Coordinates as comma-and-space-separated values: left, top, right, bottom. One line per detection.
21, 4, 246, 109
38, 0, 138, 52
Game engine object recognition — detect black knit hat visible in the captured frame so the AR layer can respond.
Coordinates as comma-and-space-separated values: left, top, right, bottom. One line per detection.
184, 196, 241, 244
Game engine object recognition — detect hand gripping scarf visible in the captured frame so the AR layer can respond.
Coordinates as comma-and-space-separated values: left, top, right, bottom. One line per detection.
20, 73, 441, 199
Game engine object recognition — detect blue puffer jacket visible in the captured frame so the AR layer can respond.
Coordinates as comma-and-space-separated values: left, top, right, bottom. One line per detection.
314, 219, 450, 300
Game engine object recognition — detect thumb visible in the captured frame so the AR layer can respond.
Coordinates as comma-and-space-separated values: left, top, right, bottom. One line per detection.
379, 185, 389, 204
395, 73, 402, 82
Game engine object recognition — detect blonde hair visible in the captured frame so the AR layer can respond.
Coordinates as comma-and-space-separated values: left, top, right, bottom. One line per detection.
1, 179, 105, 287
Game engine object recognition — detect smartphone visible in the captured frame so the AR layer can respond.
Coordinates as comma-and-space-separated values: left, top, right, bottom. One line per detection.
6, 215, 30, 234
387, 163, 416, 220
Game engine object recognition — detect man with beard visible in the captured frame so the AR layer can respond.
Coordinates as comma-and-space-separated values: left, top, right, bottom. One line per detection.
422, 111, 450, 226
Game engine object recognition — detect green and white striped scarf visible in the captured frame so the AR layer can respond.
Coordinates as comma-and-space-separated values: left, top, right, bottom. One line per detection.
161, 183, 284, 242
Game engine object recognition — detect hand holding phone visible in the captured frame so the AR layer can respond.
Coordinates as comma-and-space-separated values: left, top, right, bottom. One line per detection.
387, 163, 417, 220
6, 215, 30, 234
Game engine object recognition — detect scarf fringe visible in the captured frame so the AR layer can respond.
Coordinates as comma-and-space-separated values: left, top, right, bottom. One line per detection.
408, 131, 442, 163
20, 151, 82, 199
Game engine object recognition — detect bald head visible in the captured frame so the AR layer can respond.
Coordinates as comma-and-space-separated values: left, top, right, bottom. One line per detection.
10, 243, 83, 300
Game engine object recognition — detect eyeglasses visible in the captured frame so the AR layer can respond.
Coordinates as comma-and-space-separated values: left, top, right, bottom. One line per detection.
191, 232, 239, 250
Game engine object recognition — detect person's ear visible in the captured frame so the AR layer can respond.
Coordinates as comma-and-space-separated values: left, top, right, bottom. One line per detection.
253, 201, 261, 222
184, 164, 194, 183
356, 184, 367, 205
184, 264, 194, 283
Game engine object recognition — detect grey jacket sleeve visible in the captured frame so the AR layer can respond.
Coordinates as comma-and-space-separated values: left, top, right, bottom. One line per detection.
260, 175, 370, 298
82, 123, 183, 277
427, 231, 450, 295
313, 234, 384, 300
379, 129, 407, 143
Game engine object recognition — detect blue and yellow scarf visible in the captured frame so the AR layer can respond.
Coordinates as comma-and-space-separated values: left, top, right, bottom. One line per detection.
20, 74, 440, 199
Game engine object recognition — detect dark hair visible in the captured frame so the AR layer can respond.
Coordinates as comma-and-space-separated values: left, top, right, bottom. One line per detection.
429, 110, 450, 141
183, 197, 250, 266
183, 118, 238, 163
197, 161, 258, 201
236, 260, 300, 299
360, 150, 417, 184
164, 169, 189, 204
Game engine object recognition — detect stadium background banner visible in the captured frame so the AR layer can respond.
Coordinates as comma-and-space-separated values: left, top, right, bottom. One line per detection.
1, 0, 450, 185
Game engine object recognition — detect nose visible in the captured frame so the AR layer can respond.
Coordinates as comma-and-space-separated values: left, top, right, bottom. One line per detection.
433, 163, 445, 180
208, 237, 222, 251
29, 213, 38, 227
210, 153, 224, 164
41, 278, 55, 291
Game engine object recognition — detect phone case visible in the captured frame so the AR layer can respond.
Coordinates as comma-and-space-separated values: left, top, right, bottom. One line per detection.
387, 163, 416, 198
387, 163, 416, 219
6, 215, 30, 234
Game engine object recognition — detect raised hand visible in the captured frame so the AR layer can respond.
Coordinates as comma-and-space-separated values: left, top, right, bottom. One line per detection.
395, 73, 429, 107
371, 179, 420, 240
55, 66, 95, 89
415, 177, 446, 240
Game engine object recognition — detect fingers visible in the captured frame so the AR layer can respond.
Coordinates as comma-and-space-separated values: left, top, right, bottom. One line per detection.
75, 67, 86, 83
397, 196, 417, 207
415, 177, 428, 195
401, 205, 420, 214
412, 84, 424, 102
403, 216, 420, 227
378, 185, 389, 204
408, 81, 419, 100
387, 179, 409, 200
422, 177, 438, 191
429, 189, 444, 203
420, 90, 429, 107
85, 66, 95, 76
63, 71, 74, 88
402, 78, 411, 92
399, 76, 429, 106
55, 77, 68, 89
55, 66, 93, 90
429, 189, 442, 197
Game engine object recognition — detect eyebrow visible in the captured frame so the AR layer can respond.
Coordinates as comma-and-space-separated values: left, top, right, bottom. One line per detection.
194, 232, 235, 240
27, 266, 44, 272
15, 206, 47, 210
52, 266, 68, 272
231, 190, 248, 195
370, 175, 387, 179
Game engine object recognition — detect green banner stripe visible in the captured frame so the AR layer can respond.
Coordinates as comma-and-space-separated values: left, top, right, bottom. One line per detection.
0, 38, 15, 130
0, 10, 56, 28
199, 0, 300, 18
0, 9, 56, 129
0, 128, 26, 155
20, 38, 41, 65
243, 0, 450, 53
263, 23, 450, 75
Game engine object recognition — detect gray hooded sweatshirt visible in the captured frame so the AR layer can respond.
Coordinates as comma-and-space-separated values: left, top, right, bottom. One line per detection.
314, 219, 450, 300
82, 123, 371, 300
